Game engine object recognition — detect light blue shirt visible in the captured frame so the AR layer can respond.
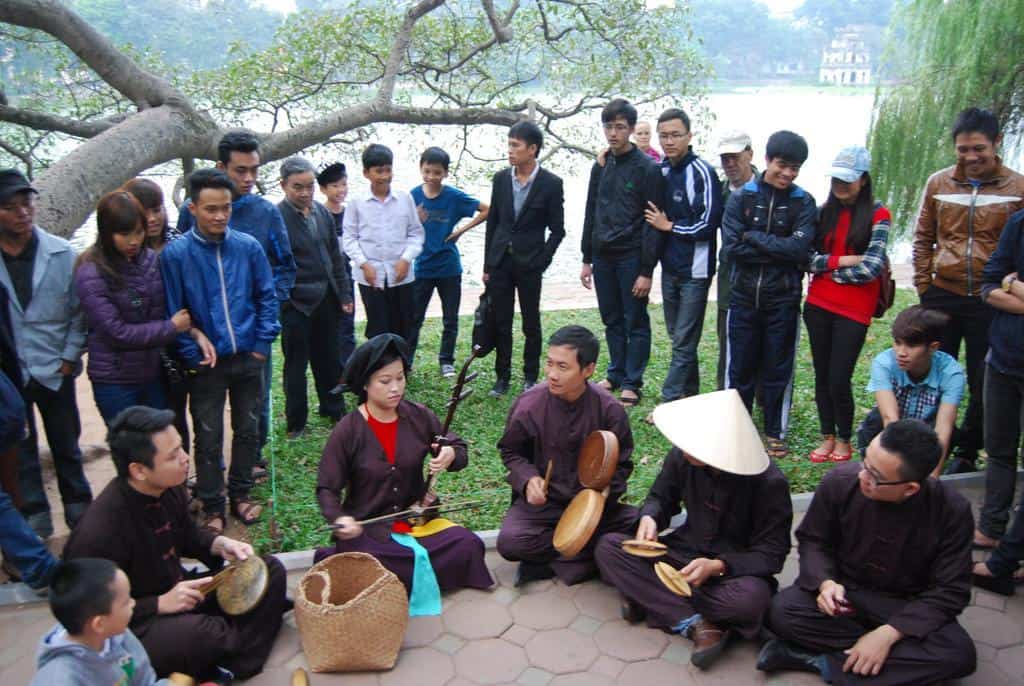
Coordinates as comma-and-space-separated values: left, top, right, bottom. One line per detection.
511, 162, 540, 219
866, 349, 965, 421
342, 189, 424, 288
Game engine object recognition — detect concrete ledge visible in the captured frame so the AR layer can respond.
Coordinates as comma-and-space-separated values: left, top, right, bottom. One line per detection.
1, 468, 1013, 609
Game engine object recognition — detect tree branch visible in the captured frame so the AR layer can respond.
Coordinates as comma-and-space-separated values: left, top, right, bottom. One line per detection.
0, 104, 125, 138
0, 137, 32, 172
377, 0, 446, 103
0, 0, 185, 109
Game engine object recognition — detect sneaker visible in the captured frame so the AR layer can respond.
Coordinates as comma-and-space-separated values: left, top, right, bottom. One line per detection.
440, 364, 456, 378
489, 379, 510, 398
27, 513, 53, 541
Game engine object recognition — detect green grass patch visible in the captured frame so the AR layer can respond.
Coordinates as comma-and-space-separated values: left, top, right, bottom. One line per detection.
251, 289, 919, 553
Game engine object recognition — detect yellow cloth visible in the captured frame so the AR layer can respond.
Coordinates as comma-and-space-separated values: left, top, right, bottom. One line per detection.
409, 517, 458, 538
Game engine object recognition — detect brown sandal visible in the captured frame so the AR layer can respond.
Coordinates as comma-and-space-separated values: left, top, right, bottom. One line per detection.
230, 499, 263, 526
201, 511, 225, 536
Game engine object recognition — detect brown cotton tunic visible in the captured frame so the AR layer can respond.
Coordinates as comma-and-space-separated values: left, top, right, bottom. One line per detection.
316, 399, 468, 525
794, 461, 974, 639
498, 381, 634, 505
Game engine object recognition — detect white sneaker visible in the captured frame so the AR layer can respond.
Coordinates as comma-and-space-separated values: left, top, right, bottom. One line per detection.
440, 364, 456, 378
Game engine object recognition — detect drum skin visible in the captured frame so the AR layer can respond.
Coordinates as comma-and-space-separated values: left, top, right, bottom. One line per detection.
577, 430, 618, 490
553, 488, 606, 558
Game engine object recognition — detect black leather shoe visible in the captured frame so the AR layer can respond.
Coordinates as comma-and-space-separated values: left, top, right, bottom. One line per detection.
514, 561, 555, 587
756, 639, 824, 674
944, 456, 978, 475
489, 379, 510, 397
620, 595, 646, 624
523, 378, 537, 391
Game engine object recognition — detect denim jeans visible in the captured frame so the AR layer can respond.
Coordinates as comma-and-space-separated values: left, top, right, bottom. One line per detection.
979, 364, 1024, 539
410, 274, 462, 366
660, 274, 709, 401
92, 380, 167, 428
592, 253, 651, 392
17, 376, 93, 537
187, 354, 264, 515
0, 485, 56, 589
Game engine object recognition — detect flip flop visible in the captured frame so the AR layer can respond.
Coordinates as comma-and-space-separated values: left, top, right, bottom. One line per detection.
619, 390, 641, 407
766, 438, 788, 459
230, 499, 263, 526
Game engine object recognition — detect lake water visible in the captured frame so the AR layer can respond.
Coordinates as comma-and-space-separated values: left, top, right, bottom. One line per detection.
71, 86, 881, 288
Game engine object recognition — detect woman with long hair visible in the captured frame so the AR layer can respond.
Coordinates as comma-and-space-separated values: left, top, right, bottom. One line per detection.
120, 178, 181, 253
74, 191, 210, 426
804, 146, 891, 462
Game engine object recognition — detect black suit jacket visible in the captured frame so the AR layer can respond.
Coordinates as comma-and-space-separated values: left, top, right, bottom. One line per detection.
277, 200, 351, 315
484, 166, 565, 272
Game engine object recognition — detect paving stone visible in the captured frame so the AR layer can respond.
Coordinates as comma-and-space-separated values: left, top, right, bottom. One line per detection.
573, 582, 622, 621
403, 615, 444, 648
448, 587, 495, 606
511, 590, 579, 630
432, 633, 467, 655
977, 643, 998, 661
590, 655, 626, 680
491, 558, 521, 587
454, 638, 529, 684
594, 619, 670, 662
955, 659, 1013, 686
569, 615, 602, 636
264, 621, 303, 667
379, 647, 454, 686
995, 644, 1024, 680
503, 624, 537, 646
764, 674, 828, 686
616, 658, 684, 685
517, 666, 554, 686
493, 586, 520, 606
961, 605, 1024, 648
445, 598, 513, 639
446, 679, 479, 686
549, 673, 616, 686
525, 628, 599, 674
974, 589, 1009, 611
660, 639, 692, 666
519, 579, 556, 595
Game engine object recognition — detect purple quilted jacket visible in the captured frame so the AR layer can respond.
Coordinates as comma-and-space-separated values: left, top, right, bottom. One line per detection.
73, 248, 178, 384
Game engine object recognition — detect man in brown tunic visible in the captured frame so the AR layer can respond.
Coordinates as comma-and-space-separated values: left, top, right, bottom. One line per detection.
759, 419, 977, 684
496, 325, 638, 585
63, 407, 289, 681
595, 389, 792, 670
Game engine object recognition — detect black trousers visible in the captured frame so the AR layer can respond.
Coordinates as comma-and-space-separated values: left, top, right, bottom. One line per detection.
803, 303, 869, 441
488, 256, 543, 383
359, 282, 417, 343
979, 363, 1024, 538
281, 291, 344, 432
920, 285, 992, 458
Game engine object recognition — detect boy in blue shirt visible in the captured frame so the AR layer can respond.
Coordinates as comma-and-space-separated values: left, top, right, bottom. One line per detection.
856, 305, 965, 475
408, 147, 489, 375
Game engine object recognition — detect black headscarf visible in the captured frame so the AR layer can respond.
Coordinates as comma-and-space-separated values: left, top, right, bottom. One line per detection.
340, 334, 411, 403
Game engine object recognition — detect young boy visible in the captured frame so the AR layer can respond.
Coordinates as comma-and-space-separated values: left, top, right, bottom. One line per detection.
342, 144, 424, 343
409, 146, 489, 376
32, 558, 164, 686
856, 305, 965, 475
722, 130, 816, 458
317, 162, 356, 374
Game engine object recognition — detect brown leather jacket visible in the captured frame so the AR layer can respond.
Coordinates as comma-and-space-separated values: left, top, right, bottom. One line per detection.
912, 159, 1024, 296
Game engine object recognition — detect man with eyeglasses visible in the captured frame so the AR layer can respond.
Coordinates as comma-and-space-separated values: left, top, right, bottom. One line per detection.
758, 419, 977, 684
580, 98, 662, 408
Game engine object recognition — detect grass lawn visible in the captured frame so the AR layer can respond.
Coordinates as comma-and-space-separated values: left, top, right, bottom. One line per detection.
251, 289, 920, 553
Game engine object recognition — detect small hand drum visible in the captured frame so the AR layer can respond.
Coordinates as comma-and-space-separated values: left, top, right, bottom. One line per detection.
577, 430, 619, 490
621, 539, 668, 558
201, 556, 269, 616
654, 561, 692, 598
553, 488, 606, 558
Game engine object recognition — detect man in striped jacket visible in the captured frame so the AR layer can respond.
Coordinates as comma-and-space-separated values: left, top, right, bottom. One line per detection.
644, 108, 723, 405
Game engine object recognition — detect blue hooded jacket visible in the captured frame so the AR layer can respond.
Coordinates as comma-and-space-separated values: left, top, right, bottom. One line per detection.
159, 228, 281, 366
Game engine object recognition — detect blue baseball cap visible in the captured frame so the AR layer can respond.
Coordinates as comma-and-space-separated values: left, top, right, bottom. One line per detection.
826, 146, 871, 183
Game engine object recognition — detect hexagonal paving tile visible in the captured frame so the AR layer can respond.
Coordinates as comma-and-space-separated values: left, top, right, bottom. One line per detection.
594, 619, 669, 662
454, 638, 530, 684
511, 590, 579, 630
590, 655, 626, 680
444, 598, 513, 640
403, 615, 444, 648
573, 582, 622, 621
379, 647, 454, 686
549, 673, 616, 686
961, 606, 1024, 648
525, 628, 600, 674
995, 644, 1024, 680
958, 659, 1014, 686
616, 658, 682, 685
503, 624, 537, 646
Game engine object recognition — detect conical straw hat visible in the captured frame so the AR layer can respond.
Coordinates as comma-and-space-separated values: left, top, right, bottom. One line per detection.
651, 389, 769, 475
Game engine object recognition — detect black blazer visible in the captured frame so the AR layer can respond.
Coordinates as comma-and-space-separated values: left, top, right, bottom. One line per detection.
484, 166, 565, 272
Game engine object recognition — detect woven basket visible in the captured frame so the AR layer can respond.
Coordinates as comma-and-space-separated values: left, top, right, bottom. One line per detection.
294, 552, 409, 672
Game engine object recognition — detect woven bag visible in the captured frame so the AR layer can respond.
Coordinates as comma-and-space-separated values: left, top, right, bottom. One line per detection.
294, 552, 409, 672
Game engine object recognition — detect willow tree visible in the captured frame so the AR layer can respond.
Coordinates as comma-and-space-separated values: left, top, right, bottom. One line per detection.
868, 0, 1024, 231
0, 0, 705, 238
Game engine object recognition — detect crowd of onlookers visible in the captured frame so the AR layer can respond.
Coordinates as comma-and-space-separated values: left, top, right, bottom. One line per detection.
1, 100, 1023, 606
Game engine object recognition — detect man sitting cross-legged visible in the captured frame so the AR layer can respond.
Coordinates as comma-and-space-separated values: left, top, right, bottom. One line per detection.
759, 419, 977, 684
595, 389, 792, 670
63, 406, 289, 682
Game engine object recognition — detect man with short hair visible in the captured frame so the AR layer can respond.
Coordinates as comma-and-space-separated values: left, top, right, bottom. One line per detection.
913, 107, 1024, 474
277, 157, 353, 439
714, 130, 757, 390
722, 130, 816, 458
160, 168, 280, 532
177, 131, 296, 472
759, 420, 977, 685
643, 108, 722, 403
484, 121, 565, 396
580, 98, 662, 407
0, 169, 91, 539
64, 406, 289, 681
496, 325, 638, 586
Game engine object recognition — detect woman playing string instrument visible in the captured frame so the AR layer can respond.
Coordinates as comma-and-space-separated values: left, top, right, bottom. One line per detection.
314, 334, 493, 599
